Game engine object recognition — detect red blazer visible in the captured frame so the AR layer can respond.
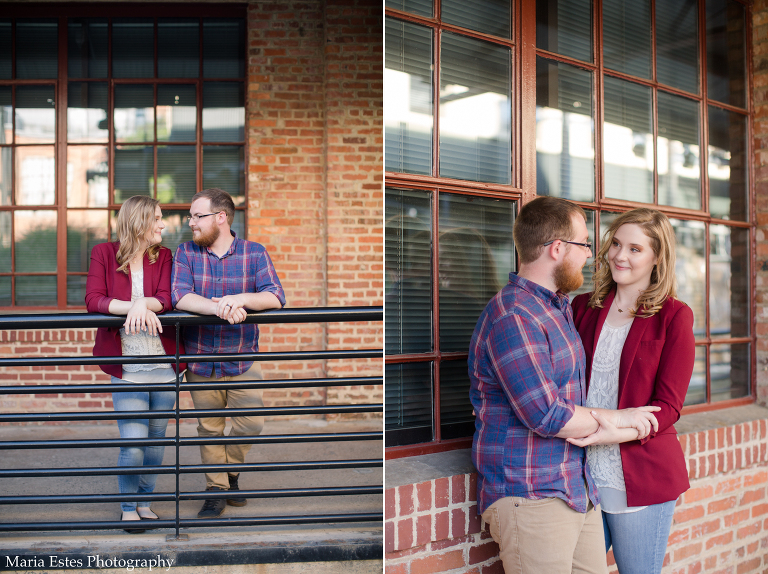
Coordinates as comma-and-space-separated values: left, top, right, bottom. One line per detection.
572, 290, 695, 507
85, 242, 186, 378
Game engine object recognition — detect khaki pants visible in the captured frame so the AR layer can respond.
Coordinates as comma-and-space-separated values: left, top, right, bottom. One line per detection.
482, 496, 607, 574
186, 363, 265, 490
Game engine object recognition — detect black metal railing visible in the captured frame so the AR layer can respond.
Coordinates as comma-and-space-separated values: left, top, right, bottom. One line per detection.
0, 307, 383, 541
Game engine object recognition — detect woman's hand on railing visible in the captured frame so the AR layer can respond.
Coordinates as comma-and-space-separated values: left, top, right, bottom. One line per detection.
124, 299, 163, 336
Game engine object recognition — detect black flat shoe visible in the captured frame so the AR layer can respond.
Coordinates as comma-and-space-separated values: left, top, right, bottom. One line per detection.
121, 510, 146, 534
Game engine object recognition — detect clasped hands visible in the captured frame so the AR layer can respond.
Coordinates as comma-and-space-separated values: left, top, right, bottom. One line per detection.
566, 406, 661, 447
123, 298, 163, 336
212, 295, 248, 324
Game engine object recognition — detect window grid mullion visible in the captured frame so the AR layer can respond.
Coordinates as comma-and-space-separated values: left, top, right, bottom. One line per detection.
56, 15, 67, 308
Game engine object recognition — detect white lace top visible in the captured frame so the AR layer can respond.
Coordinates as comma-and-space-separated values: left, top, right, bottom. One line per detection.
586, 320, 647, 514
118, 267, 176, 383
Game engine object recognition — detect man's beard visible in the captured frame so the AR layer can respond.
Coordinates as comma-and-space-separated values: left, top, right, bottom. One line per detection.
553, 257, 585, 294
193, 225, 220, 248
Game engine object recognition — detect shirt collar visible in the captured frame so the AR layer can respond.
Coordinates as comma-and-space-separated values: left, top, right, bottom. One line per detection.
508, 272, 570, 309
206, 230, 239, 259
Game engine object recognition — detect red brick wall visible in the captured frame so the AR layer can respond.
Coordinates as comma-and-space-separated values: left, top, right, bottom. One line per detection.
246, 0, 329, 411
323, 0, 383, 415
384, 419, 768, 574
754, 0, 768, 408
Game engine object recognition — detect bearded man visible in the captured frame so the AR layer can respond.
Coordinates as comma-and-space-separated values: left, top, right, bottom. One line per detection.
468, 196, 660, 574
171, 187, 285, 518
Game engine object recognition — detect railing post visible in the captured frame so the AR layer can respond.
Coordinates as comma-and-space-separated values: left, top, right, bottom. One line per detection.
168, 320, 188, 541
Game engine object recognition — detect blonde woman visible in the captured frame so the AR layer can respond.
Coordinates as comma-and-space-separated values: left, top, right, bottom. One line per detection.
85, 196, 186, 532
569, 208, 695, 573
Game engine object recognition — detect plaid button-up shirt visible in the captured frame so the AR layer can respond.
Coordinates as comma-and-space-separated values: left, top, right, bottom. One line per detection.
171, 232, 286, 377
468, 273, 598, 515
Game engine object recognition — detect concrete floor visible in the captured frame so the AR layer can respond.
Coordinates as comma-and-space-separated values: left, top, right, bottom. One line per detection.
0, 419, 383, 571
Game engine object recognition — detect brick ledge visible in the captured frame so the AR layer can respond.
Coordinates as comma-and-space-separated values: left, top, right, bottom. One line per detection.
386, 404, 768, 489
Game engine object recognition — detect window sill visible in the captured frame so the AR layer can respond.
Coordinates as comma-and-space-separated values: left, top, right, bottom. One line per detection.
385, 403, 768, 490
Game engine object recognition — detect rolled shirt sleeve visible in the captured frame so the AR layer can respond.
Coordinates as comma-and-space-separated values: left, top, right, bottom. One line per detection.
254, 249, 286, 307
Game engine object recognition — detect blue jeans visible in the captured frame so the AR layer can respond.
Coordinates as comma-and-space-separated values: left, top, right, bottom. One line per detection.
602, 499, 677, 574
111, 377, 176, 512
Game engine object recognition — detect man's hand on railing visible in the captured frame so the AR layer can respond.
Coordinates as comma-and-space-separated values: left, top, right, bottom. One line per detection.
212, 296, 248, 325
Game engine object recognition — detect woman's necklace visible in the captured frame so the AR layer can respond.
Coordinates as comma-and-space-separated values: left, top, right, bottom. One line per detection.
613, 297, 633, 314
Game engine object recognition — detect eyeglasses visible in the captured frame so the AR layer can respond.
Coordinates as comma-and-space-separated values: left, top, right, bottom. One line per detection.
542, 239, 593, 251
186, 211, 223, 223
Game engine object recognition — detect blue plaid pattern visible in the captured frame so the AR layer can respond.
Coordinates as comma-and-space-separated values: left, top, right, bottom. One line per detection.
171, 232, 286, 377
469, 273, 598, 514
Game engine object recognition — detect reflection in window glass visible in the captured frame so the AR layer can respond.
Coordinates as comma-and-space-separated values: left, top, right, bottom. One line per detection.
0, 211, 9, 272
706, 0, 746, 108
16, 146, 55, 205
115, 85, 155, 143
440, 33, 511, 184
16, 20, 58, 79
68, 19, 108, 79
0, 277, 9, 306
385, 0, 432, 17
603, 77, 653, 204
385, 188, 432, 355
203, 146, 245, 204
384, 19, 432, 176
685, 345, 707, 405
603, 0, 651, 78
438, 193, 515, 352
203, 83, 244, 142
385, 362, 433, 447
157, 146, 196, 204
569, 209, 595, 299
15, 210, 57, 272
158, 85, 197, 142
658, 92, 700, 210
67, 275, 88, 306
708, 107, 747, 221
0, 148, 10, 206
536, 0, 592, 62
67, 82, 108, 143
0, 86, 10, 145
159, 19, 199, 79
113, 19, 154, 78
440, 359, 476, 440
203, 20, 245, 79
672, 218, 706, 338
710, 225, 748, 339
710, 343, 749, 401
442, 0, 510, 38
159, 210, 194, 256
536, 58, 594, 201
16, 85, 56, 144
114, 146, 154, 203
656, 0, 699, 93
66, 146, 108, 207
67, 210, 108, 273
0, 21, 10, 80
15, 275, 56, 306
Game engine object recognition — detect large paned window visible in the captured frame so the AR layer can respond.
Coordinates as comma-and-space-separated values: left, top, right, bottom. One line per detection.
0, 7, 246, 309
385, 0, 752, 454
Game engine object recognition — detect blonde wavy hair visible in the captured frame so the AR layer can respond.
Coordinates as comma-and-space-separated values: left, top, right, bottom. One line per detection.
115, 196, 161, 274
589, 208, 677, 318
